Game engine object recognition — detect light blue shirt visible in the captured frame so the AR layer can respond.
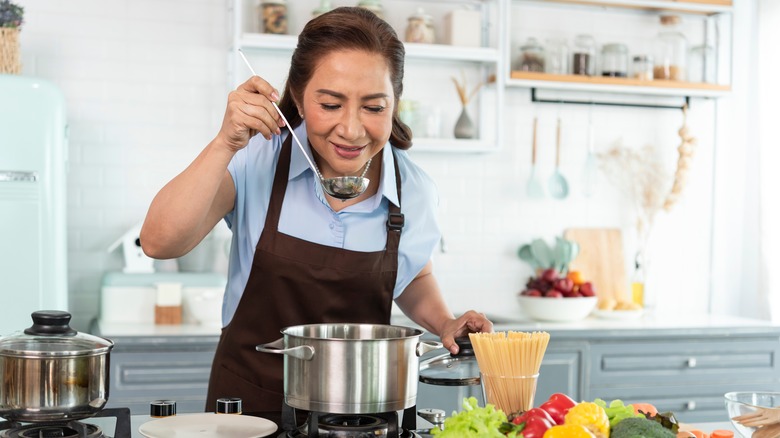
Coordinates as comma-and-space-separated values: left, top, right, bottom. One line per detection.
222, 122, 441, 325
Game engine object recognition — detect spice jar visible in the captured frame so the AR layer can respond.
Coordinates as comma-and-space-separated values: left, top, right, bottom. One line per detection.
311, 0, 332, 19
545, 38, 569, 75
632, 55, 654, 81
653, 15, 688, 81
600, 43, 628, 77
572, 34, 597, 76
357, 0, 384, 20
260, 0, 287, 35
517, 37, 545, 73
405, 8, 435, 44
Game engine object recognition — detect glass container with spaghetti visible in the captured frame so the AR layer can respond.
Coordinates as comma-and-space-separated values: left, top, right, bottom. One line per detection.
469, 331, 550, 414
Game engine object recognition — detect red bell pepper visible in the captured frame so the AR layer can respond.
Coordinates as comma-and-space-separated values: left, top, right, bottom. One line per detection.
538, 393, 577, 425
508, 408, 555, 438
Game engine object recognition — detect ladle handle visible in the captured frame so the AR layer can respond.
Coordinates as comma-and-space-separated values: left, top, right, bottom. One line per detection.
555, 118, 562, 168
237, 49, 323, 181
531, 117, 538, 165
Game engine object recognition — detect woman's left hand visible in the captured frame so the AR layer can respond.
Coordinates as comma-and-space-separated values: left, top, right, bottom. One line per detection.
439, 311, 493, 355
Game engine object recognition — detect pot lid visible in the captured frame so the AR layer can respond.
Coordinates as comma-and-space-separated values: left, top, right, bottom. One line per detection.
419, 337, 481, 386
0, 310, 114, 357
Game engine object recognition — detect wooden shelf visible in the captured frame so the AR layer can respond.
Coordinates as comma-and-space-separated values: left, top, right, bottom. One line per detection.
526, 0, 732, 15
239, 34, 499, 63
508, 71, 731, 98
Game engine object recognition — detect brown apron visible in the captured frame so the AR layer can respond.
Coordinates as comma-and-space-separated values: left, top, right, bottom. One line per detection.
205, 135, 404, 413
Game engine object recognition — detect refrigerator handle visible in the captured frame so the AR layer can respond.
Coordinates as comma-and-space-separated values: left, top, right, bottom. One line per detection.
0, 171, 38, 182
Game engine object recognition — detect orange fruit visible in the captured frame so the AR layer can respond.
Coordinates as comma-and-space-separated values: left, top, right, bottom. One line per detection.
567, 270, 584, 285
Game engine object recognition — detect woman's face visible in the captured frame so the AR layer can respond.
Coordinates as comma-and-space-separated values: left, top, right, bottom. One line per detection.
299, 49, 394, 179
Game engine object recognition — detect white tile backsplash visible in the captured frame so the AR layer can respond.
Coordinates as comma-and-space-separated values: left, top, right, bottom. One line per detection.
11, 0, 757, 331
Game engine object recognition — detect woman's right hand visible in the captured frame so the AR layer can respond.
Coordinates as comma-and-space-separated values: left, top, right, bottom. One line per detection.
217, 75, 286, 152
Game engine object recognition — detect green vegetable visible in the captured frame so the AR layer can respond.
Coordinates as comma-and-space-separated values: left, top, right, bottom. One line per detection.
593, 398, 643, 427
431, 397, 514, 438
610, 417, 676, 438
646, 410, 680, 433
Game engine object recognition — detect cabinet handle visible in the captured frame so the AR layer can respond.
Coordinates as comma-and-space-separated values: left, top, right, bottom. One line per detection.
686, 401, 697, 410
686, 357, 697, 368
0, 171, 37, 182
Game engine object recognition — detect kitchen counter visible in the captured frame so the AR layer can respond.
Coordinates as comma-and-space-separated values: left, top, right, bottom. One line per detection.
81, 413, 739, 438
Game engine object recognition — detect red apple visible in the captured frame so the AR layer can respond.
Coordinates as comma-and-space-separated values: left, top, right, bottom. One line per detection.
525, 289, 543, 297
579, 282, 595, 297
554, 278, 574, 294
545, 290, 564, 298
541, 268, 558, 283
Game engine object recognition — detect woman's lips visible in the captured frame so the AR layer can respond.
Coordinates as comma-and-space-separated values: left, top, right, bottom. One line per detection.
333, 143, 366, 160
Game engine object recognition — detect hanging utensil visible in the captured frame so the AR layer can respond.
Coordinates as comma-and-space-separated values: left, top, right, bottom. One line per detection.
237, 49, 370, 200
582, 106, 597, 197
526, 117, 545, 199
548, 117, 569, 199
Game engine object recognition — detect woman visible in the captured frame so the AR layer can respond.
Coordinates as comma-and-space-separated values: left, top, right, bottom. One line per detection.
140, 7, 492, 413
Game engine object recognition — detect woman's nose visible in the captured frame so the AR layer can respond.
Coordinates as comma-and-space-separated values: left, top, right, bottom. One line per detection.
336, 108, 365, 139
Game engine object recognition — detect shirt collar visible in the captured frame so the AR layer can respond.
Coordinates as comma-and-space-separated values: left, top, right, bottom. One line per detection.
286, 121, 399, 209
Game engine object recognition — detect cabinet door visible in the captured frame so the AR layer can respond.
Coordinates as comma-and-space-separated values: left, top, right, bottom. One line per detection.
537, 344, 585, 403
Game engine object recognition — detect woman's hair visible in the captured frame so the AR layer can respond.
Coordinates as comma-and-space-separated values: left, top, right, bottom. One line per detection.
277, 7, 413, 150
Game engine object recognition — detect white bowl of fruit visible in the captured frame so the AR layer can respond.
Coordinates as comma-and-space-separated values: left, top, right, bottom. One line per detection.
517, 268, 597, 322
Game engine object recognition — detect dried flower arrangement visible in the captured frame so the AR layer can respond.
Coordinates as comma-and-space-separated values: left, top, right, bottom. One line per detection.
598, 106, 697, 240
451, 70, 483, 106
0, 0, 23, 74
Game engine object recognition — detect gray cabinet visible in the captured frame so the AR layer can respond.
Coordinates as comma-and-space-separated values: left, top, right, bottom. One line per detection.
103, 335, 219, 415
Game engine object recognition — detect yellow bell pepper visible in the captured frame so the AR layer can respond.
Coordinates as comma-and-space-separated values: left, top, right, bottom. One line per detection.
543, 424, 597, 438
564, 402, 610, 438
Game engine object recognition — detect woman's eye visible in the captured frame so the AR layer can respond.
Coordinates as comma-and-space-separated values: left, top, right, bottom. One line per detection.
366, 106, 385, 113
321, 104, 340, 111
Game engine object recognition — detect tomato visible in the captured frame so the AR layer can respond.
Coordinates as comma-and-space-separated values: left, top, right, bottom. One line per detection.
539, 393, 577, 425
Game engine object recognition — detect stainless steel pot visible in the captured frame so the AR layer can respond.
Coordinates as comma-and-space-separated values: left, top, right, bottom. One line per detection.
256, 323, 441, 414
0, 310, 114, 422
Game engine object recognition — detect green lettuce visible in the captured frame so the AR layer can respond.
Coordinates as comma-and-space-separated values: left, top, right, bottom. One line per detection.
431, 397, 512, 437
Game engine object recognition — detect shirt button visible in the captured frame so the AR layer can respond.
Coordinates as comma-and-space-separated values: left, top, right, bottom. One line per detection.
329, 223, 335, 229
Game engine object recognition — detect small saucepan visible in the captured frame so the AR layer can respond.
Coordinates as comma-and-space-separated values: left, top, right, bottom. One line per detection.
0, 310, 114, 422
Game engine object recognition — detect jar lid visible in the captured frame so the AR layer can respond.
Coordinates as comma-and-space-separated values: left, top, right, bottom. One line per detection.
409, 7, 432, 22
660, 15, 680, 26
602, 43, 628, 53
418, 337, 481, 386
0, 311, 114, 357
520, 37, 543, 51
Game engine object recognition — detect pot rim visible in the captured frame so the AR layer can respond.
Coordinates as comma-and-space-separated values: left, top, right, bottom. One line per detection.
280, 323, 424, 341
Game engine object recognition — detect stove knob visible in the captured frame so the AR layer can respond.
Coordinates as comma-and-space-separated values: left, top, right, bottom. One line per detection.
418, 408, 446, 426
150, 400, 177, 418
217, 397, 243, 414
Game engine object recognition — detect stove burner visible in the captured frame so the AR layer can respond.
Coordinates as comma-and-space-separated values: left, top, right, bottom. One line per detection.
280, 404, 420, 438
0, 422, 102, 438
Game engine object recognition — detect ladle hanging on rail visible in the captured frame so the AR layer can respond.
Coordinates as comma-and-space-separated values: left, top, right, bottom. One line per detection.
237, 49, 371, 200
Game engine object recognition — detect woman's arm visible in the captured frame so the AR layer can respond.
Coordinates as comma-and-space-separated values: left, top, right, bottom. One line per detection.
395, 260, 493, 354
140, 76, 284, 259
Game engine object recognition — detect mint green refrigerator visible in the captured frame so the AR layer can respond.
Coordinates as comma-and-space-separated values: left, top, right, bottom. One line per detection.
0, 74, 68, 335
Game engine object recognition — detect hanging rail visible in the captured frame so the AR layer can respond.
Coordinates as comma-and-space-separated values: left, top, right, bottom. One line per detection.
531, 88, 691, 110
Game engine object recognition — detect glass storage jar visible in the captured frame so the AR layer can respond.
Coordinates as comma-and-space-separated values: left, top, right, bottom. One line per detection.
517, 37, 545, 72
405, 8, 435, 44
572, 34, 597, 76
653, 15, 688, 81
357, 0, 384, 20
260, 0, 287, 34
600, 43, 629, 77
311, 0, 332, 19
545, 38, 569, 74
632, 55, 654, 80
689, 44, 715, 83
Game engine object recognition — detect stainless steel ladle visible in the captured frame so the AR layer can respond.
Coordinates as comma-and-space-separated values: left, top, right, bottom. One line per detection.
237, 49, 371, 200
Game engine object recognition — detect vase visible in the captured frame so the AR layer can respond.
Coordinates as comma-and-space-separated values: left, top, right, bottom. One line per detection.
453, 106, 476, 139
0, 28, 21, 75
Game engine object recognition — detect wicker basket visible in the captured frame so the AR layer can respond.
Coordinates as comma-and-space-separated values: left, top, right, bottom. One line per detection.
0, 28, 21, 75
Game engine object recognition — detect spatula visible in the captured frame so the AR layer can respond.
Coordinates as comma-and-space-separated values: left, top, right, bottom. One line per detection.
548, 117, 569, 199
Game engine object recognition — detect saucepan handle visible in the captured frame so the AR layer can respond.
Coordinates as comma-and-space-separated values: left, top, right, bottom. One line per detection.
416, 340, 443, 357
256, 338, 315, 361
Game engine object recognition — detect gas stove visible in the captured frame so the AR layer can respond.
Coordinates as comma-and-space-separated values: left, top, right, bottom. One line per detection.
0, 408, 131, 438
280, 403, 422, 438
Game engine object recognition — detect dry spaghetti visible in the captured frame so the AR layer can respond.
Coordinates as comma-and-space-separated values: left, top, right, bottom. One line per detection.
469, 331, 550, 414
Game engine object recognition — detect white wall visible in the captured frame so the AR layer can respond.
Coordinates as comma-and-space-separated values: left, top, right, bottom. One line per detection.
12, 0, 756, 329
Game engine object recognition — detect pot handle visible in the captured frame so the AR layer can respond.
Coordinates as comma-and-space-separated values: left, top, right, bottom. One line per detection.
256, 338, 315, 361
416, 340, 443, 357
